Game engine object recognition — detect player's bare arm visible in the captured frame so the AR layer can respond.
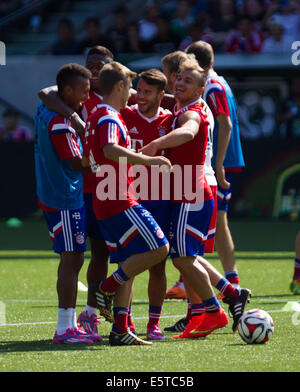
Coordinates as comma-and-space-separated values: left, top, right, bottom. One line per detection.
215, 113, 232, 189
141, 110, 200, 156
102, 143, 171, 168
38, 85, 85, 135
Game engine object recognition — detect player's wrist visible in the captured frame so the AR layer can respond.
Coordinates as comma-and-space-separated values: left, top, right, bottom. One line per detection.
67, 112, 78, 122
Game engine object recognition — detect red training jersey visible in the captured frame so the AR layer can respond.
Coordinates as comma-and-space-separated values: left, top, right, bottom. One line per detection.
121, 104, 173, 201
170, 98, 213, 203
83, 104, 138, 220
81, 90, 103, 194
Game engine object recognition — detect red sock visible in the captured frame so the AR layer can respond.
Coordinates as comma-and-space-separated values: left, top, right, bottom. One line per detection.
147, 305, 162, 328
186, 299, 192, 321
113, 307, 129, 334
216, 278, 239, 299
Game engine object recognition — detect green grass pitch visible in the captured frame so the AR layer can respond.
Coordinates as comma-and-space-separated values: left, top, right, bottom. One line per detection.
0, 217, 299, 372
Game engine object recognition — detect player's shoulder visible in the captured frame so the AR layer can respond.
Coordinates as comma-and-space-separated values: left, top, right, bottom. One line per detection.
205, 76, 225, 93
48, 114, 75, 134
158, 106, 172, 118
121, 104, 138, 118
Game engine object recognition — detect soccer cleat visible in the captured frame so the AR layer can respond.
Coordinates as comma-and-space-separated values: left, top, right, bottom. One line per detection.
53, 328, 94, 344
290, 279, 300, 295
172, 316, 204, 339
77, 311, 103, 342
90, 281, 114, 323
164, 317, 189, 332
109, 329, 152, 346
187, 308, 229, 338
223, 288, 252, 332
146, 324, 166, 340
165, 282, 186, 299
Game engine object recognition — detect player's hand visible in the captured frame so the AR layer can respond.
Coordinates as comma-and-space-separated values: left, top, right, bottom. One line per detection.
70, 113, 85, 135
140, 141, 158, 157
148, 155, 172, 170
215, 164, 230, 189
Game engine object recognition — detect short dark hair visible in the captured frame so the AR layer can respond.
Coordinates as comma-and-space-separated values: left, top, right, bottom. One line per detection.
139, 69, 167, 92
56, 63, 92, 95
98, 62, 136, 96
86, 45, 114, 61
185, 41, 214, 70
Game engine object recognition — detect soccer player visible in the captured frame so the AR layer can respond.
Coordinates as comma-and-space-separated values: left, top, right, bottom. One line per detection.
84, 61, 171, 346
290, 231, 300, 294
141, 57, 251, 338
38, 46, 114, 342
34, 63, 94, 344
161, 51, 218, 304
121, 69, 174, 340
186, 40, 245, 292
142, 60, 232, 337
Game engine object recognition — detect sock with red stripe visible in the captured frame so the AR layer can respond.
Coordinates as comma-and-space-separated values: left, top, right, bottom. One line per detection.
225, 270, 240, 288
202, 296, 221, 313
186, 299, 192, 321
127, 306, 135, 331
147, 305, 162, 328
100, 267, 129, 293
112, 307, 129, 334
293, 258, 300, 280
216, 277, 239, 299
191, 303, 205, 317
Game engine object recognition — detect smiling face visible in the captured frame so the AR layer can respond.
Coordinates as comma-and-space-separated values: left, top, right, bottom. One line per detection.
174, 69, 204, 107
136, 78, 163, 117
64, 76, 90, 111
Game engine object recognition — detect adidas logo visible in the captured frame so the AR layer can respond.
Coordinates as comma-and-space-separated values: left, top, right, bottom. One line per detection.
129, 126, 139, 134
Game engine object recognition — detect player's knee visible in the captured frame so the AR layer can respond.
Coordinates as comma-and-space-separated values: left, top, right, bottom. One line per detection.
156, 243, 169, 260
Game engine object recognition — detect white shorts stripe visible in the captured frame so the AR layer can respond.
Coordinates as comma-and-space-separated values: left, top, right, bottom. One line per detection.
176, 203, 184, 257
119, 225, 137, 246
60, 211, 69, 251
66, 211, 74, 252
125, 208, 157, 250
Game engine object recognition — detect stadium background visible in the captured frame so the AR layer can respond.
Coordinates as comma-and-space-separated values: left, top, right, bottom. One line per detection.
0, 0, 300, 221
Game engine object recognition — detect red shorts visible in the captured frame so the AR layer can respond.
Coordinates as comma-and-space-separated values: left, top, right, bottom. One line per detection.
204, 185, 217, 253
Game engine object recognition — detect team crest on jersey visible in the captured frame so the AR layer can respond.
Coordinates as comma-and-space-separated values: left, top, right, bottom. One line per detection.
158, 127, 166, 137
155, 227, 164, 239
75, 232, 85, 245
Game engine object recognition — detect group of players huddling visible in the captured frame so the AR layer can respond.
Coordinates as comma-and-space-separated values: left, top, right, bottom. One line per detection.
34, 41, 252, 346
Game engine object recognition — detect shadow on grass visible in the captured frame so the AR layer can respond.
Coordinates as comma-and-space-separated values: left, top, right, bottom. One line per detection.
0, 339, 109, 353
253, 294, 296, 299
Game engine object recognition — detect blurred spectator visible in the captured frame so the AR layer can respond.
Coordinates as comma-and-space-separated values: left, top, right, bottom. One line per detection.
123, 22, 152, 53
0, 0, 20, 18
51, 18, 81, 55
225, 16, 264, 53
170, 0, 195, 40
149, 16, 180, 54
264, 0, 300, 45
208, 0, 237, 33
0, 108, 33, 142
106, 5, 129, 54
138, 1, 160, 43
278, 77, 300, 138
79, 17, 112, 55
261, 20, 291, 53
179, 22, 216, 51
